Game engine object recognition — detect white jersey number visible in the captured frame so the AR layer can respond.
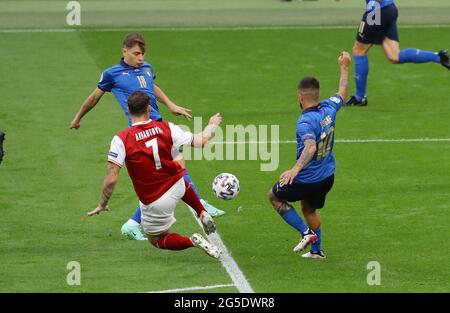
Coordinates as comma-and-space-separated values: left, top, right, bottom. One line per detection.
145, 138, 162, 170
137, 75, 147, 88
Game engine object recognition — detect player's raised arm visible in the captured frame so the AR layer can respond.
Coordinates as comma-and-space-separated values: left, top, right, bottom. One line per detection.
337, 51, 351, 101
154, 84, 192, 121
192, 113, 222, 147
70, 87, 105, 129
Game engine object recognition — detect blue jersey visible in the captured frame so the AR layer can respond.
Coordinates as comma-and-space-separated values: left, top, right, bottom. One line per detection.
294, 95, 344, 183
366, 0, 394, 11
98, 59, 161, 125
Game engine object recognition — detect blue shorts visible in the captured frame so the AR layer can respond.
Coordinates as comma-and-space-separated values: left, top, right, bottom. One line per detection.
357, 4, 399, 45
272, 175, 334, 209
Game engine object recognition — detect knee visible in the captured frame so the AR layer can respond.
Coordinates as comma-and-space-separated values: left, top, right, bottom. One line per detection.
268, 189, 282, 211
148, 236, 159, 247
385, 48, 400, 64
301, 201, 315, 215
352, 44, 367, 56
387, 55, 399, 64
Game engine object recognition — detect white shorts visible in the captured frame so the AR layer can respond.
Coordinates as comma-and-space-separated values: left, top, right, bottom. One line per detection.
140, 178, 186, 236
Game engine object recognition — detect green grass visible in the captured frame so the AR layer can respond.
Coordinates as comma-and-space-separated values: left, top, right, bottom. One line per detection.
0, 25, 449, 292
1, 0, 450, 28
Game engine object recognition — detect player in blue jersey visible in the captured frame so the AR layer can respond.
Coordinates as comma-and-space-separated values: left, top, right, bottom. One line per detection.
70, 33, 225, 241
343, 0, 449, 106
268, 51, 351, 260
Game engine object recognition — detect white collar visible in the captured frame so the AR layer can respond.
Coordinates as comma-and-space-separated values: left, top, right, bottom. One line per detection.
132, 119, 152, 126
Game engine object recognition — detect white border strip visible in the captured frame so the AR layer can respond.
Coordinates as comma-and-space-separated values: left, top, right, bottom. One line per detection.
1, 24, 450, 33
147, 283, 235, 293
191, 211, 254, 293
213, 138, 450, 145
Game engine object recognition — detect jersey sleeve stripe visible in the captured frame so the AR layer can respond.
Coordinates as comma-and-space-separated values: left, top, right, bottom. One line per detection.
107, 159, 123, 168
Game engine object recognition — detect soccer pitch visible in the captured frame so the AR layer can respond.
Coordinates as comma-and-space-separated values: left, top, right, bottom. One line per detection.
0, 1, 449, 293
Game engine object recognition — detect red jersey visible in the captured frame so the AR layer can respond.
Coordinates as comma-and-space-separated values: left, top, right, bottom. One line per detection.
108, 120, 193, 204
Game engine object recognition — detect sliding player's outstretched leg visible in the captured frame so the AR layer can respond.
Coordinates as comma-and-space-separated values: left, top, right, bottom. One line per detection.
141, 178, 221, 259
182, 179, 217, 235
191, 233, 222, 259
149, 231, 221, 259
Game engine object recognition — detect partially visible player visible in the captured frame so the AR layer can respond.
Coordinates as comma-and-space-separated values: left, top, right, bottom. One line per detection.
268, 52, 351, 259
344, 0, 449, 106
87, 91, 222, 259
70, 33, 225, 241
0, 129, 5, 164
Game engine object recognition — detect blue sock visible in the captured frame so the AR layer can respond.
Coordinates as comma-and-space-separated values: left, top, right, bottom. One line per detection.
398, 48, 440, 64
130, 206, 141, 223
310, 228, 322, 252
281, 208, 309, 235
354, 55, 369, 102
183, 171, 202, 200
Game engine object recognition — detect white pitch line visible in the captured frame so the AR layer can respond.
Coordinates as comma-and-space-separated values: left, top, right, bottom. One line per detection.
1, 24, 449, 33
147, 283, 235, 293
213, 138, 450, 144
190, 210, 254, 293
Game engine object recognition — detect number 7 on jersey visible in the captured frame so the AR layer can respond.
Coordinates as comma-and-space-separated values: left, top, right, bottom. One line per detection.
145, 138, 162, 170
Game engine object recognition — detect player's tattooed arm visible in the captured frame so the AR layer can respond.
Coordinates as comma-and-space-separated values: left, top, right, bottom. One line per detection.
338, 73, 349, 100
294, 139, 317, 172
99, 162, 120, 207
337, 51, 351, 100
280, 139, 317, 185
87, 162, 121, 216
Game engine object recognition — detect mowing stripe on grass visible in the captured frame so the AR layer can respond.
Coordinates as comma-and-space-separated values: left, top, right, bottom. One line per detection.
147, 283, 235, 293
190, 210, 254, 293
1, 24, 450, 33
214, 138, 450, 145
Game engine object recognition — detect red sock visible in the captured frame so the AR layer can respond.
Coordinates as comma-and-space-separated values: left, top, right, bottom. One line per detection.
182, 179, 206, 217
156, 233, 194, 250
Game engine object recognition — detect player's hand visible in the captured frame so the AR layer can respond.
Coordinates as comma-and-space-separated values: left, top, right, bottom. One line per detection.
279, 167, 300, 186
338, 51, 351, 69
87, 205, 109, 216
70, 118, 81, 130
208, 113, 222, 126
168, 103, 192, 121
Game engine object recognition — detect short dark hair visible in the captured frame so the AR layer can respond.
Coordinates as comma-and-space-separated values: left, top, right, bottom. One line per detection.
298, 76, 320, 101
128, 91, 149, 116
123, 33, 146, 53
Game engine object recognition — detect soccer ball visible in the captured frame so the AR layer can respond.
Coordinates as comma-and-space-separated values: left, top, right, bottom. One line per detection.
212, 173, 240, 200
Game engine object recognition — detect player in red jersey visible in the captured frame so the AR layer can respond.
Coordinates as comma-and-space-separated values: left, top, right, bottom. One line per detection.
87, 91, 222, 259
